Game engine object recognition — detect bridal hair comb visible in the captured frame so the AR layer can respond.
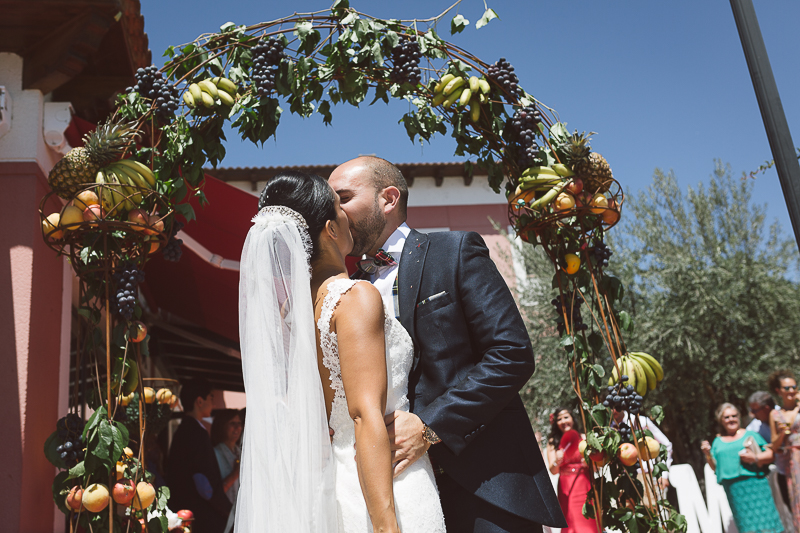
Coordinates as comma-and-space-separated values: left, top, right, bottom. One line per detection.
254, 205, 313, 267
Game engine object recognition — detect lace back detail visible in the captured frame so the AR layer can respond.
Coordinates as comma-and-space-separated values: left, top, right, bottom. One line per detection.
317, 279, 360, 403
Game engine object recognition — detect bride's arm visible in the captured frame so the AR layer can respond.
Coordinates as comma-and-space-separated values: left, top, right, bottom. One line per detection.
336, 283, 399, 533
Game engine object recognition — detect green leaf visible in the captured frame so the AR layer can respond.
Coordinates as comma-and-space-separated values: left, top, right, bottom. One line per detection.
67, 461, 85, 480
51, 471, 72, 515
450, 14, 469, 34
318, 101, 332, 125
619, 310, 633, 333
219, 22, 236, 33
476, 8, 499, 29
650, 405, 665, 425
385, 30, 399, 50
592, 364, 605, 378
295, 21, 313, 39
156, 486, 171, 511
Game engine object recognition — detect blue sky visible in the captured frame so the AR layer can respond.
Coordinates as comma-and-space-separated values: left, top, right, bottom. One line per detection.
140, 1, 800, 240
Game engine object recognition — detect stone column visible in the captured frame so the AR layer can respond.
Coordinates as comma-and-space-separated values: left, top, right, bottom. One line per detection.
0, 52, 72, 533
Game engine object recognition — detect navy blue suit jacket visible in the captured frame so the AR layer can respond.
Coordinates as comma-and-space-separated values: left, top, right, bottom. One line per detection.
398, 229, 566, 527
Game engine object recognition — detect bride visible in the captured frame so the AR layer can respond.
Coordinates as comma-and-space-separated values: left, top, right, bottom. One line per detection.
235, 171, 445, 533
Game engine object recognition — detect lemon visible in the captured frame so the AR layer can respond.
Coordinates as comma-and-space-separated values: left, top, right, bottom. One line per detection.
564, 254, 580, 274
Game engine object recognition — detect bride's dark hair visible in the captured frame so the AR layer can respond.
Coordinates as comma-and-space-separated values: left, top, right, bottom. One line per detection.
258, 170, 337, 261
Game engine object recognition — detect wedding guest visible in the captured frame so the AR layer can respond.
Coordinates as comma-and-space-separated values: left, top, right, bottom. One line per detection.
747, 391, 775, 443
769, 370, 800, 529
702, 403, 782, 533
211, 409, 242, 504
166, 379, 231, 533
546, 407, 597, 533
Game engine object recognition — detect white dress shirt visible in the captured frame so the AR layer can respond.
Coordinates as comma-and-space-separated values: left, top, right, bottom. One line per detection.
369, 223, 410, 318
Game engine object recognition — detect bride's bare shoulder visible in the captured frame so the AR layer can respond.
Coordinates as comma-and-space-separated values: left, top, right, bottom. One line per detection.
336, 280, 382, 313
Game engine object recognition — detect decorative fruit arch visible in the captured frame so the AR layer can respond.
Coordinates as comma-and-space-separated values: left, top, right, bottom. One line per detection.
40, 3, 686, 532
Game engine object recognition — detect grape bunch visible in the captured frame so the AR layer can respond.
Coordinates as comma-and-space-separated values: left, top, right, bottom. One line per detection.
591, 241, 613, 269
487, 58, 520, 101
506, 105, 542, 169
162, 221, 184, 262
251, 37, 286, 96
551, 295, 588, 336
128, 65, 180, 121
56, 414, 85, 468
616, 421, 633, 443
113, 262, 145, 321
602, 380, 644, 417
389, 38, 422, 86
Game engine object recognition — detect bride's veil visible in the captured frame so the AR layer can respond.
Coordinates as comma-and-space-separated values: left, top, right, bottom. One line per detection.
235, 206, 337, 532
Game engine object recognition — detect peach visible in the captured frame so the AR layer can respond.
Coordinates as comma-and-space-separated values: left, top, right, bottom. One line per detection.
74, 190, 100, 210
123, 447, 134, 458
177, 509, 194, 522
564, 253, 580, 275
618, 442, 639, 466
116, 461, 127, 480
156, 388, 173, 405
82, 483, 110, 513
127, 209, 149, 230
127, 321, 147, 343
132, 482, 156, 510
554, 192, 575, 211
147, 235, 161, 254
636, 436, 661, 460
169, 393, 179, 408
588, 449, 607, 465
590, 194, 609, 215
143, 214, 164, 236
112, 479, 136, 505
60, 205, 84, 231
143, 387, 156, 404
43, 213, 63, 240
118, 393, 133, 407
65, 486, 84, 511
83, 204, 103, 222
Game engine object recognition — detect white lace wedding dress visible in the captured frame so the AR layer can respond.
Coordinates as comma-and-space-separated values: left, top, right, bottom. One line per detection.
318, 279, 446, 533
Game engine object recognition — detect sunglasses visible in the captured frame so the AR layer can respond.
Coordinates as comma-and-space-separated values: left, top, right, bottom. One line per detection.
781, 385, 798, 391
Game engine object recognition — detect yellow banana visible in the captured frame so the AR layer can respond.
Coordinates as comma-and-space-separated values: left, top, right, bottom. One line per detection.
523, 166, 559, 177
198, 79, 219, 99
107, 170, 136, 211
458, 88, 472, 107
629, 353, 657, 391
432, 92, 447, 106
211, 77, 237, 95
217, 91, 235, 107
552, 163, 575, 177
434, 74, 455, 93
470, 101, 480, 123
609, 361, 620, 386
116, 159, 156, 188
530, 181, 567, 209
630, 358, 648, 397
443, 76, 465, 96
110, 165, 145, 204
478, 79, 491, 94
630, 352, 663, 381
200, 92, 215, 108
188, 83, 203, 103
623, 358, 636, 391
469, 76, 480, 93
442, 91, 460, 108
182, 92, 196, 108
479, 93, 487, 104
96, 170, 124, 215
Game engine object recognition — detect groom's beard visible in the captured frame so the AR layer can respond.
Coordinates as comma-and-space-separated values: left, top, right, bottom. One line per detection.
349, 201, 385, 257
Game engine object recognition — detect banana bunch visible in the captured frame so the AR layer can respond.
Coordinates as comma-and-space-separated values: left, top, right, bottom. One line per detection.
509, 165, 575, 211
608, 352, 664, 397
96, 160, 156, 214
431, 74, 491, 123
183, 77, 238, 109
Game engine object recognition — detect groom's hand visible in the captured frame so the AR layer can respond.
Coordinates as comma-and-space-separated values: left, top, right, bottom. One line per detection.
385, 411, 430, 478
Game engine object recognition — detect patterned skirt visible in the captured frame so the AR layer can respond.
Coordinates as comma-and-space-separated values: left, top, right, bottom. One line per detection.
721, 475, 784, 533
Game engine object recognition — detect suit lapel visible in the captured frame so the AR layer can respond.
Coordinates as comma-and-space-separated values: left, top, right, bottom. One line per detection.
398, 229, 428, 351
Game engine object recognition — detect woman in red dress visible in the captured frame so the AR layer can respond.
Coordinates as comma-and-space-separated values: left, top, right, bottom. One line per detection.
546, 407, 598, 533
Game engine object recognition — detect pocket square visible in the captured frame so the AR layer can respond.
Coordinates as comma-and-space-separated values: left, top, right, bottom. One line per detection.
417, 291, 447, 308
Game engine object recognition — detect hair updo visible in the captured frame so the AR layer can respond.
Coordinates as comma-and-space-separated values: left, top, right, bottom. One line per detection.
258, 171, 337, 262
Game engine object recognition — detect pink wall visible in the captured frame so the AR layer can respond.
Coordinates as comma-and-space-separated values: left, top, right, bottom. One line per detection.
1, 162, 65, 532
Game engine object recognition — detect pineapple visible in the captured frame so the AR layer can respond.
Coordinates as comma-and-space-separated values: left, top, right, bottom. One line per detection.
48, 121, 138, 199
561, 131, 613, 194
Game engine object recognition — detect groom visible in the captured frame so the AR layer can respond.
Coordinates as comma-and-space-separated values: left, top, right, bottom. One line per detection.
328, 157, 566, 532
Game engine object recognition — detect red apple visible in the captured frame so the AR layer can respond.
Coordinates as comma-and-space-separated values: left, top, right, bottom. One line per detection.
590, 194, 609, 215
177, 510, 194, 522
65, 486, 84, 511
127, 321, 147, 343
127, 209, 148, 231
588, 449, 607, 464
618, 442, 639, 466
112, 480, 136, 505
83, 204, 104, 222
143, 214, 164, 236
565, 178, 583, 196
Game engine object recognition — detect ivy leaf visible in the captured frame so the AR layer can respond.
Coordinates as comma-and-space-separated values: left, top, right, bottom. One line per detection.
67, 461, 85, 480
450, 14, 469, 35
156, 486, 171, 511
475, 8, 499, 29
385, 30, 399, 50
318, 101, 333, 126
650, 405, 665, 425
294, 21, 313, 40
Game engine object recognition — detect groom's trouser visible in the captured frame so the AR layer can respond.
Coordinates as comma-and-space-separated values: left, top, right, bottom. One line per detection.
436, 472, 544, 533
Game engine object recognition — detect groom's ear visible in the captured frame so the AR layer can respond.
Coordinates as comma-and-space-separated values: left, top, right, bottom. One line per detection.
381, 186, 401, 215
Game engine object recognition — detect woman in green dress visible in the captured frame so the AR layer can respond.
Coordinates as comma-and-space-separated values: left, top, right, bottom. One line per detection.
701, 403, 783, 533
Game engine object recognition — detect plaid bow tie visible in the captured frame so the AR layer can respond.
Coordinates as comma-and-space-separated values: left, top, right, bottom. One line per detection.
357, 248, 397, 275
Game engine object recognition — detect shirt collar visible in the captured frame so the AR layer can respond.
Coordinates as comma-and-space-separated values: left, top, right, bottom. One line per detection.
379, 223, 410, 255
